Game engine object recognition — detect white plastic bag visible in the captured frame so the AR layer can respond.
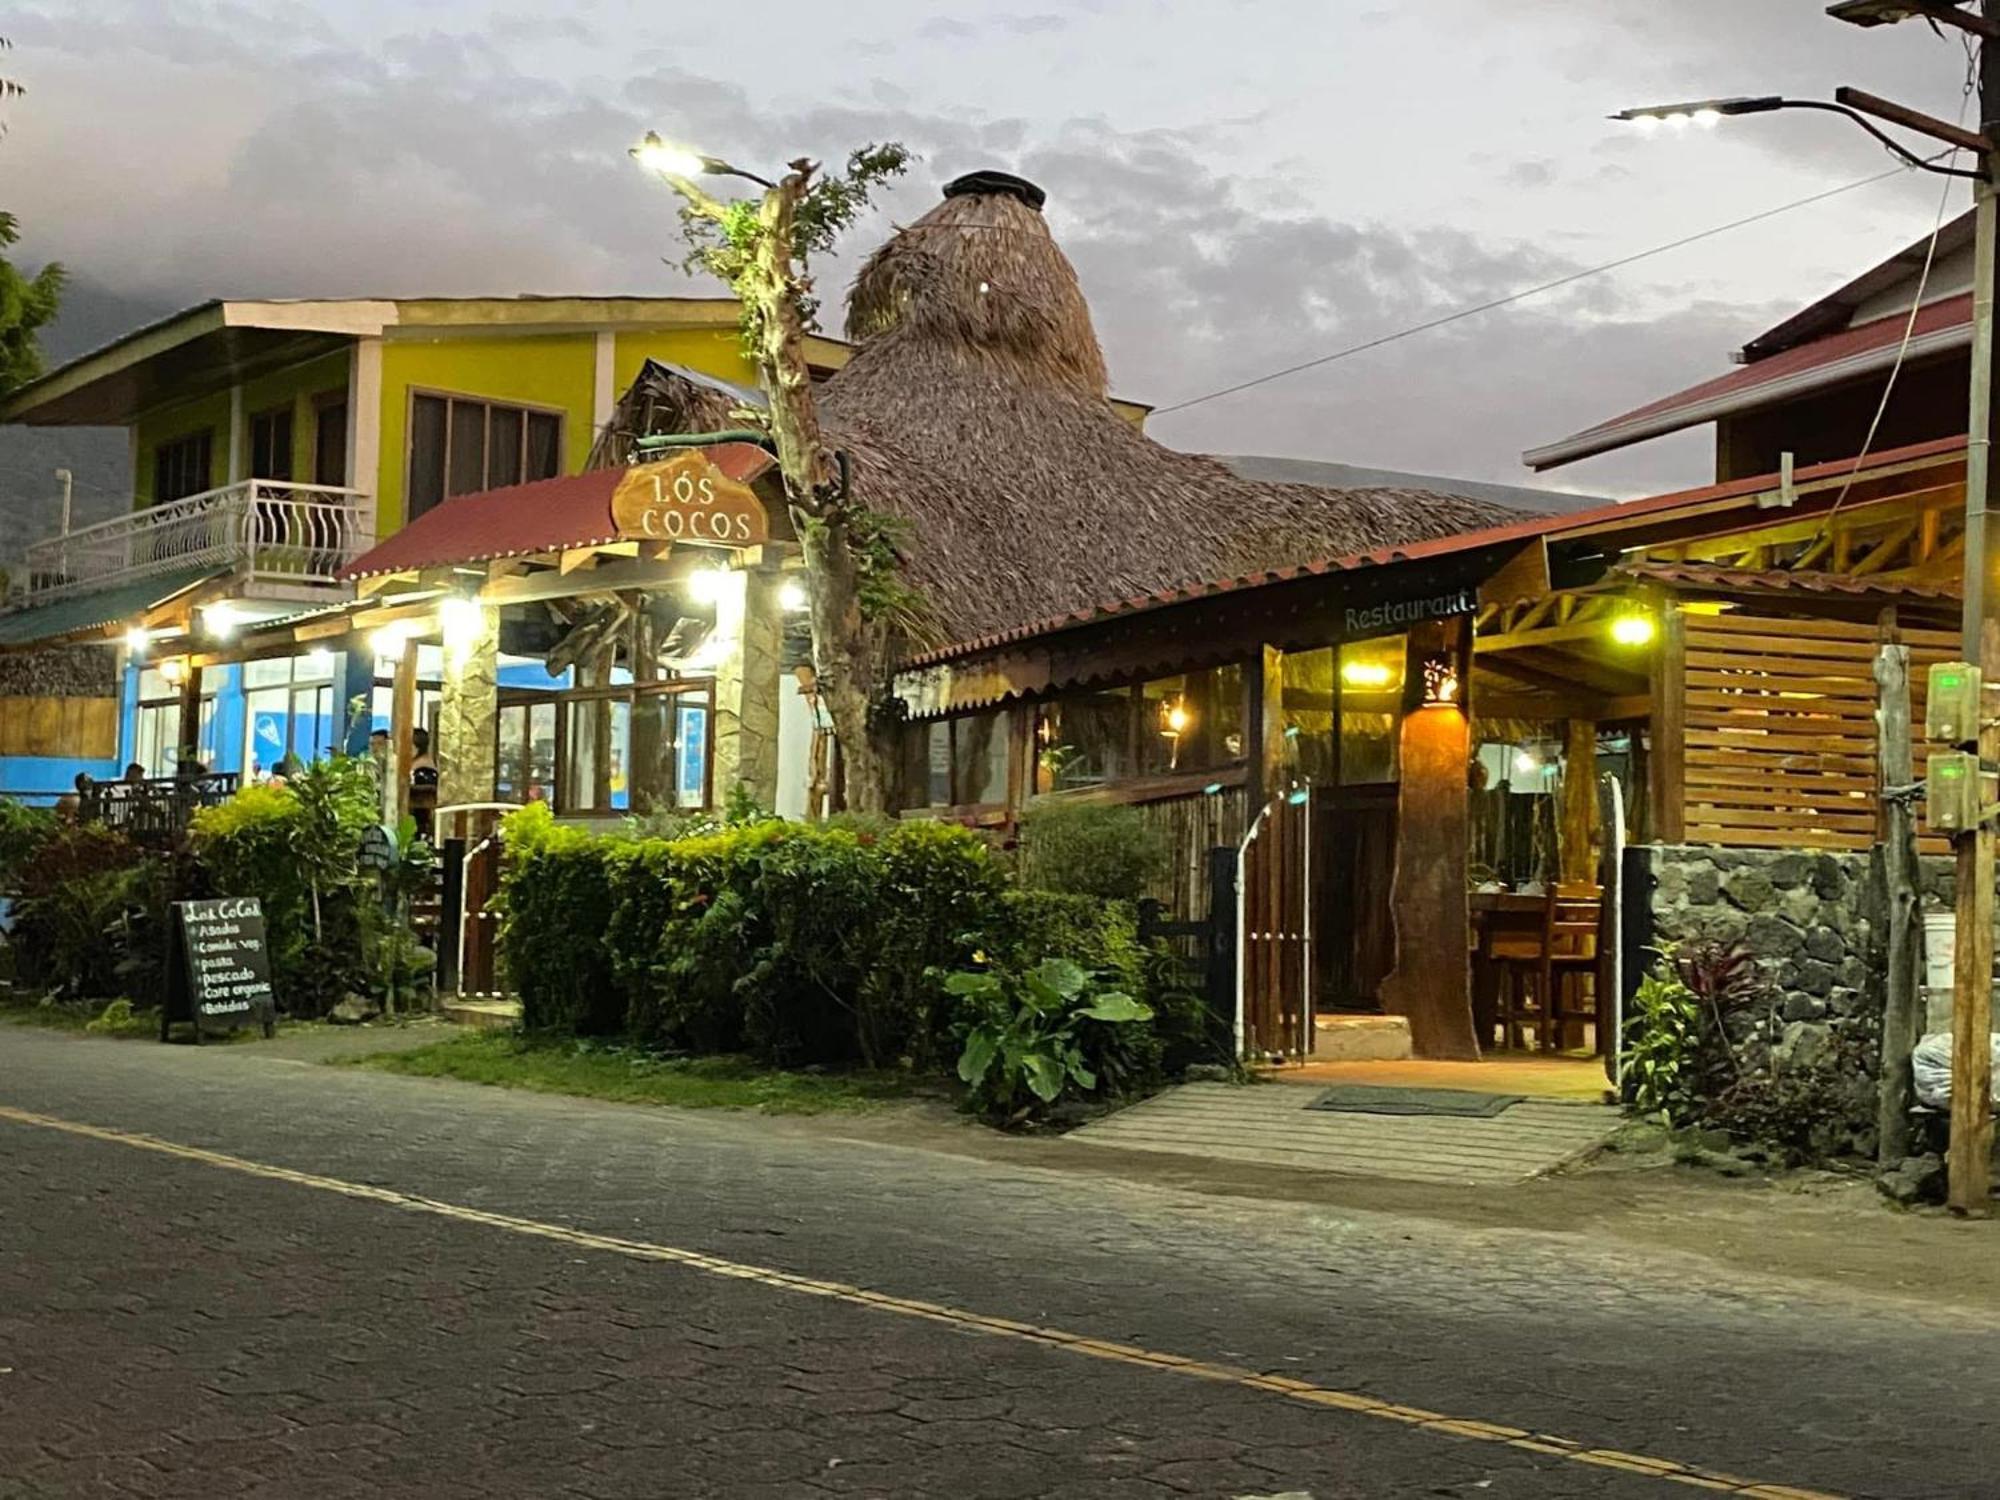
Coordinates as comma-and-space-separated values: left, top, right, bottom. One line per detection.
1911, 1032, 2000, 1110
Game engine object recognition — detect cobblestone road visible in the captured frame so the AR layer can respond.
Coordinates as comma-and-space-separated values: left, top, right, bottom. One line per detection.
3, 1028, 1997, 1498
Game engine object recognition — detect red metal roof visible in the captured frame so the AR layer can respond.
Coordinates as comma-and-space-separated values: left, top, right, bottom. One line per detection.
340, 442, 776, 579
1524, 292, 1973, 472
901, 435, 1970, 670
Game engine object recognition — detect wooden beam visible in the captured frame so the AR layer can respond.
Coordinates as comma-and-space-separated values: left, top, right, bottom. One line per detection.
1559, 719, 1599, 884
1475, 617, 1614, 654
1949, 618, 1998, 1214
1476, 539, 1551, 610
559, 547, 599, 576
392, 637, 418, 825
482, 556, 687, 605
1649, 593, 1685, 844
1851, 521, 1918, 578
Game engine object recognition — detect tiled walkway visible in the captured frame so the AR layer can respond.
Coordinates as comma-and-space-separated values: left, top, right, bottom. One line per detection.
1068, 1079, 1620, 1185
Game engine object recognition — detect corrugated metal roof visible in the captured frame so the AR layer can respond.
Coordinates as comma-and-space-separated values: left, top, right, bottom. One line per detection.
0, 565, 220, 648
1618, 559, 1961, 602
1524, 291, 1973, 472
340, 442, 776, 579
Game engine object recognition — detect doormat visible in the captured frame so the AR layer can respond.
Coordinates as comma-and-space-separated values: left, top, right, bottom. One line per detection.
1305, 1085, 1524, 1118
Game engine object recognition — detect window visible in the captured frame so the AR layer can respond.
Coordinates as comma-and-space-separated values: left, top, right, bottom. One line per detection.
407, 393, 564, 519
1338, 637, 1404, 785
557, 681, 713, 815
900, 710, 1012, 811
1033, 669, 1244, 795
133, 667, 216, 777
496, 698, 558, 804
1280, 648, 1337, 784
242, 653, 337, 778
153, 431, 214, 505
249, 407, 294, 481
314, 397, 349, 487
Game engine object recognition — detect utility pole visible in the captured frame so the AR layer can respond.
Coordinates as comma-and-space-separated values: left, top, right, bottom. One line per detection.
1950, 0, 2000, 1215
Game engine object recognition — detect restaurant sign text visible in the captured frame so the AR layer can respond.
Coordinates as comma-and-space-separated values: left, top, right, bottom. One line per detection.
1343, 587, 1476, 638
611, 451, 770, 547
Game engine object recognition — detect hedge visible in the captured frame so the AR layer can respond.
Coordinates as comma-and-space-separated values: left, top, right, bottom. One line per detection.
494, 806, 1198, 1094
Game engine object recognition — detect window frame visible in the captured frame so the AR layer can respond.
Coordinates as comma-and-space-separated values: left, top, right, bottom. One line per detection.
404, 386, 568, 518
247, 403, 296, 482
152, 430, 216, 506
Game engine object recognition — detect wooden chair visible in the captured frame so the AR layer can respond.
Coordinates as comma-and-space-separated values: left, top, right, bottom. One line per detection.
1496, 884, 1604, 1053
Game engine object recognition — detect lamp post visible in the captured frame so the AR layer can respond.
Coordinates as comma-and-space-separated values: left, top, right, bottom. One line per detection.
1617, 17, 2000, 1211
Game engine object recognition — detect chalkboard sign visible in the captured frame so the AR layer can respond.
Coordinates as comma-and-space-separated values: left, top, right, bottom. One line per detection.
163, 897, 277, 1042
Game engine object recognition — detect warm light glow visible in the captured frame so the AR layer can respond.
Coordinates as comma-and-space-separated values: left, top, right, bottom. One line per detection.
1691, 108, 1723, 128
440, 595, 486, 651
203, 603, 244, 639
1421, 655, 1460, 707
1514, 750, 1540, 775
778, 578, 809, 613
688, 566, 734, 606
1161, 700, 1191, 736
159, 657, 188, 687
1611, 612, 1657, 647
304, 646, 335, 671
633, 132, 704, 178
1340, 659, 1394, 689
371, 620, 416, 659
124, 626, 150, 654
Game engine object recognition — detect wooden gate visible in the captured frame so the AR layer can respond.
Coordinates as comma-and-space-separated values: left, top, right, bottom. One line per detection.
1238, 792, 1316, 1058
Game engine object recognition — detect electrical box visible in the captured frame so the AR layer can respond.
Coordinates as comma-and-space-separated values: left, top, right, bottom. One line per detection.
1927, 751, 1984, 836
1926, 661, 1982, 745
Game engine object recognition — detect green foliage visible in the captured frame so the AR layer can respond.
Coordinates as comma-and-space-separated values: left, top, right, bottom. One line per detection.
1015, 799, 1169, 902
191, 757, 422, 1016
0, 796, 54, 887
8, 824, 159, 1000
0, 147, 64, 396
1621, 967, 1702, 1126
678, 141, 913, 332
497, 803, 621, 1035
949, 958, 1152, 1124
84, 997, 135, 1034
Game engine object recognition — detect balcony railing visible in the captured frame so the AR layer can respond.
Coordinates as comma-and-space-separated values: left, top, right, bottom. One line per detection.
18, 480, 370, 605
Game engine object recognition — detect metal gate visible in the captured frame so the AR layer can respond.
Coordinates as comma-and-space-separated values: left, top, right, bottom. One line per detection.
1236, 790, 1316, 1059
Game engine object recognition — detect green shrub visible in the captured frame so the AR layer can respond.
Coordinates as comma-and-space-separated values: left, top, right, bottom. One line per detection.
949, 958, 1153, 1124
1015, 798, 1168, 901
498, 803, 622, 1035
9, 825, 159, 1000
0, 798, 55, 890
191, 760, 423, 1017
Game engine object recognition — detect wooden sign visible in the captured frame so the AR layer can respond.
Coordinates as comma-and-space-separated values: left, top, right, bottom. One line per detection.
611, 451, 769, 547
163, 897, 277, 1042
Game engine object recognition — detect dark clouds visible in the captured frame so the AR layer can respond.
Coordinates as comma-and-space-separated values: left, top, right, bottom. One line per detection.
0, 0, 1970, 557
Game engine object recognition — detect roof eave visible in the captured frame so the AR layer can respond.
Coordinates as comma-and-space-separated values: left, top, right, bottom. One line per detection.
1522, 320, 1973, 472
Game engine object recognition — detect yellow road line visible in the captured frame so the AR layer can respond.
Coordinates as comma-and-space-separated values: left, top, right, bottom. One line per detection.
0, 1103, 1845, 1500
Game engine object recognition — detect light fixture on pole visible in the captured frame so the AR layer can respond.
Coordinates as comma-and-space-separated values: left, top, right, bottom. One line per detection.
630, 131, 776, 190
1613, 94, 1987, 178
1610, 96, 1784, 130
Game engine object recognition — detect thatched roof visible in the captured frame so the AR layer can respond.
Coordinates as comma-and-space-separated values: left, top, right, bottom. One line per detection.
606, 172, 1524, 647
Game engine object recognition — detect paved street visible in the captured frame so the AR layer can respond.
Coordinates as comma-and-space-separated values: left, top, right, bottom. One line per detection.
3, 1029, 1998, 1498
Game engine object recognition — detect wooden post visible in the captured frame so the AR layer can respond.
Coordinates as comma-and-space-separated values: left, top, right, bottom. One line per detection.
391, 637, 418, 825
1875, 637, 1922, 1168
1647, 593, 1686, 845
1948, 617, 1998, 1215
1558, 719, 1599, 886
1379, 620, 1479, 1060
175, 663, 205, 770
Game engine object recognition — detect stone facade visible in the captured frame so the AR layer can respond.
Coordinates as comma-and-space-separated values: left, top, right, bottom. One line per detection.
0, 644, 117, 698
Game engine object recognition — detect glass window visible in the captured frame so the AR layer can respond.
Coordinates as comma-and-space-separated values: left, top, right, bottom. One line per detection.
153, 431, 214, 504
1338, 636, 1405, 785
1137, 666, 1243, 777
1035, 689, 1133, 793
134, 693, 216, 778
408, 392, 565, 517
249, 406, 294, 481
314, 398, 348, 487
1281, 648, 1337, 784
496, 700, 558, 804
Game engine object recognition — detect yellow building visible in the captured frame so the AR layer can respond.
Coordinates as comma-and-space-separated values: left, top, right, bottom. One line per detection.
0, 296, 849, 790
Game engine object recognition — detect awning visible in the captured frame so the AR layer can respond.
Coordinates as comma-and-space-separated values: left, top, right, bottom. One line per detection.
341, 441, 777, 580
0, 565, 221, 649
1523, 291, 1973, 472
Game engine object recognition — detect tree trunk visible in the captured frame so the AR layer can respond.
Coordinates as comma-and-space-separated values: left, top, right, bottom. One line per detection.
746, 163, 889, 813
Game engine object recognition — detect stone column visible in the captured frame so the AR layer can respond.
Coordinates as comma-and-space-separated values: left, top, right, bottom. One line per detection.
711, 568, 783, 811
436, 603, 499, 815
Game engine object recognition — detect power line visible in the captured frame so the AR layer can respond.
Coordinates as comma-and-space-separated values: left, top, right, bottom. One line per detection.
1150, 159, 1948, 420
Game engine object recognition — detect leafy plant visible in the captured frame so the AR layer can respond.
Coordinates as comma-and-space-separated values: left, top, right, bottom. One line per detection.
949, 958, 1152, 1125
0, 796, 54, 888
1621, 966, 1702, 1126
1015, 799, 1169, 902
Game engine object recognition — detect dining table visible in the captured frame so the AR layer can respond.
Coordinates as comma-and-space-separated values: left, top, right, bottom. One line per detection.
1468, 889, 1547, 1049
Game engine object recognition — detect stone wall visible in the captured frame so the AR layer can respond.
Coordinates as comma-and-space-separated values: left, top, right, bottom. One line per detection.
0, 644, 117, 698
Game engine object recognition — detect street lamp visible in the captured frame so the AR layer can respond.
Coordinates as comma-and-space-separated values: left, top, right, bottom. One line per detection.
629, 131, 775, 191
1610, 96, 1784, 129
1613, 94, 1985, 178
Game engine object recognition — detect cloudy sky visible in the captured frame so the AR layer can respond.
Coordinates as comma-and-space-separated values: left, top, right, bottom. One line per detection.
0, 0, 1984, 533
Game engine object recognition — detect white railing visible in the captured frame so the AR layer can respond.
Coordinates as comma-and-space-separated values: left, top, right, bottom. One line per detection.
18, 480, 370, 604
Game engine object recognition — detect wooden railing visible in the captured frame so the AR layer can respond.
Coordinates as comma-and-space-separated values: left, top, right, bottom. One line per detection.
19, 480, 369, 604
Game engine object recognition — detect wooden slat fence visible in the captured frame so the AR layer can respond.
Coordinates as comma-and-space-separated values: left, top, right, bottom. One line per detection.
0, 695, 118, 759
1681, 610, 1958, 851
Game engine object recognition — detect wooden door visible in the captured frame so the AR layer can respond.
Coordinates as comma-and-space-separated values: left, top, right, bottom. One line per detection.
1240, 792, 1315, 1058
